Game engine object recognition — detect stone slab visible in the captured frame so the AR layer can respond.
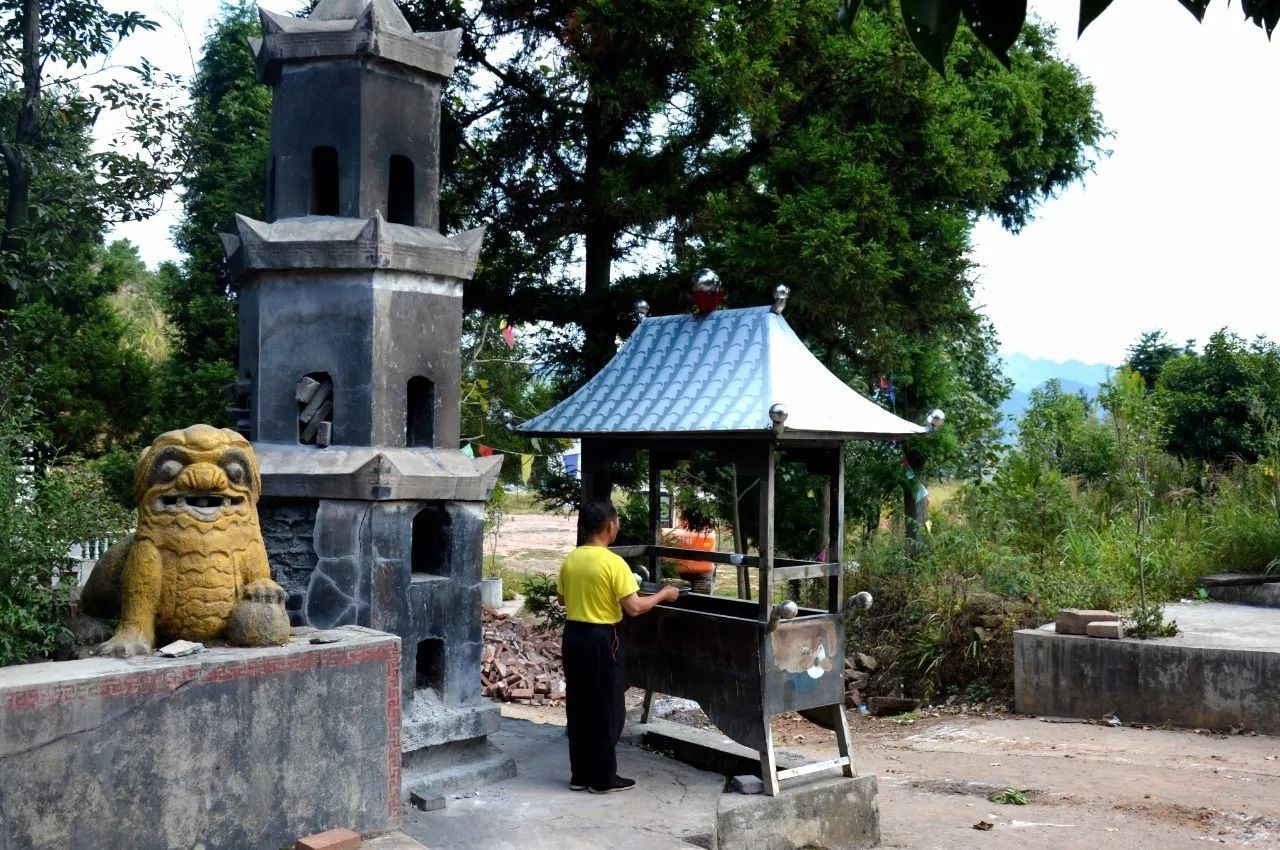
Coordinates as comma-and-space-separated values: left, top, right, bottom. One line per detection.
402, 698, 500, 751
0, 627, 401, 850
1016, 601, 1280, 732
1055, 608, 1119, 635
715, 774, 880, 850
621, 719, 809, 779
1086, 620, 1123, 639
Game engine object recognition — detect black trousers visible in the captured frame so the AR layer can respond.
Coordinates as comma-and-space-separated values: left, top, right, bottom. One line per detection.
562, 620, 627, 788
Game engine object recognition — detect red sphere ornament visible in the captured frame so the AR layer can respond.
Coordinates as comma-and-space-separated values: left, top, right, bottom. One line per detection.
691, 268, 725, 315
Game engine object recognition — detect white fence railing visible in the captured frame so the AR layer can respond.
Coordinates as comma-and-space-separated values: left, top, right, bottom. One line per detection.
67, 530, 131, 586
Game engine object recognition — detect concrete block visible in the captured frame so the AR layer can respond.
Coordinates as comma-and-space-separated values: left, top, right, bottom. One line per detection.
732, 774, 764, 795
715, 775, 879, 850
1087, 621, 1123, 639
0, 629, 400, 850
297, 828, 361, 850
1016, 603, 1280, 733
1056, 608, 1119, 635
408, 790, 446, 811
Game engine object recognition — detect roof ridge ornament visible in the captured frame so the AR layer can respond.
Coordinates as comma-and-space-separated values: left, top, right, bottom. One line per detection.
771, 284, 791, 314
769, 403, 788, 435
634, 299, 650, 322
691, 268, 725, 316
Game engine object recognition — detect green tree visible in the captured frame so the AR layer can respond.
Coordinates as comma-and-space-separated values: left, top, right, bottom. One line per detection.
1155, 331, 1280, 467
1099, 367, 1174, 635
687, 6, 1097, 535
164, 0, 270, 374
1125, 330, 1189, 392
1017, 378, 1116, 484
840, 0, 1279, 76
0, 0, 182, 346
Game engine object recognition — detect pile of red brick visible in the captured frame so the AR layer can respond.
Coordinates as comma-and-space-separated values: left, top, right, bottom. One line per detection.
480, 606, 566, 705
843, 651, 878, 708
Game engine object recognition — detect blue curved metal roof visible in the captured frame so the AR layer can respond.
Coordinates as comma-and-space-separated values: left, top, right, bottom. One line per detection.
519, 307, 923, 440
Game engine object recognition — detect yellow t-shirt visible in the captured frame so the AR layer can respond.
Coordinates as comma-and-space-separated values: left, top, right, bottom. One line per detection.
559, 545, 640, 625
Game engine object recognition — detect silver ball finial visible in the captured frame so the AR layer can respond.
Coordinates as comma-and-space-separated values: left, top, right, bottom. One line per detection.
771, 284, 791, 314
768, 403, 788, 433
925, 408, 946, 432
847, 591, 874, 611
693, 268, 721, 291
634, 299, 650, 321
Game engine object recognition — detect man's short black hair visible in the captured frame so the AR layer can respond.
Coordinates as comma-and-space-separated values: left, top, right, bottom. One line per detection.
580, 499, 618, 535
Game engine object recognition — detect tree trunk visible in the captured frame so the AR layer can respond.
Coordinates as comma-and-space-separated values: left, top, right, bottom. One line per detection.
902, 445, 929, 554
0, 0, 42, 342
579, 95, 620, 380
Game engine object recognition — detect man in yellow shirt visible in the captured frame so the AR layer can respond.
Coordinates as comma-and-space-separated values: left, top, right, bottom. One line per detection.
559, 499, 678, 793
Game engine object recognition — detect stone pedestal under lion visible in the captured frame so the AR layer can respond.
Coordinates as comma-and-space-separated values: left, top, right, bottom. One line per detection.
81, 425, 290, 656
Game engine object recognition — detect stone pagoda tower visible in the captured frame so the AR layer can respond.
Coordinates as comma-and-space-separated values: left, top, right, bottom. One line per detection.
222, 0, 510, 796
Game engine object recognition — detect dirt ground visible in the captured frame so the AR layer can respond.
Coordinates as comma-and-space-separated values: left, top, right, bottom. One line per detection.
500, 699, 1280, 849
495, 510, 577, 575
495, 508, 1280, 848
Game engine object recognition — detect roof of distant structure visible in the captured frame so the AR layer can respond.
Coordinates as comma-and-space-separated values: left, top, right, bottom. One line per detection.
519, 306, 925, 441
252, 0, 462, 81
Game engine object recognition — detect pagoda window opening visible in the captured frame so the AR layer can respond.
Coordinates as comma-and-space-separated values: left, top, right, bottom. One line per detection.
387, 155, 415, 225
310, 146, 340, 216
407, 375, 435, 447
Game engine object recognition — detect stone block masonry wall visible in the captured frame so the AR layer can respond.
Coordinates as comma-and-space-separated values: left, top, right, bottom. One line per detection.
260, 497, 319, 623
0, 627, 400, 850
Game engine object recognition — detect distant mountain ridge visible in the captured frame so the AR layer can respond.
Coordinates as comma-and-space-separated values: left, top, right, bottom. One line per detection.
998, 353, 1114, 429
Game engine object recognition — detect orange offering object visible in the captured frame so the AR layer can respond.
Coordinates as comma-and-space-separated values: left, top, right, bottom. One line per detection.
668, 526, 716, 574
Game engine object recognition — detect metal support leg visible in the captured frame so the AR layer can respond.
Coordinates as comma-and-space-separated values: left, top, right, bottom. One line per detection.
760, 717, 780, 796
640, 689, 655, 724
832, 703, 855, 778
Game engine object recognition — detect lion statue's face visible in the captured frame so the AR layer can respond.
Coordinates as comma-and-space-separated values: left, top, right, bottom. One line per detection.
134, 425, 261, 525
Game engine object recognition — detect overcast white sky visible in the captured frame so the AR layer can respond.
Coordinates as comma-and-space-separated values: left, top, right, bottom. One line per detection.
100, 0, 1279, 367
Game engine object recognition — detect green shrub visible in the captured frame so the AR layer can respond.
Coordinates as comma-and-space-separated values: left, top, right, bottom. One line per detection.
521, 573, 564, 632
0, 391, 132, 666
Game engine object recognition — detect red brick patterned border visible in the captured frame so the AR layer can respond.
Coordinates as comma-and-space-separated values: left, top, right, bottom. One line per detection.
3, 640, 403, 819
386, 656, 402, 819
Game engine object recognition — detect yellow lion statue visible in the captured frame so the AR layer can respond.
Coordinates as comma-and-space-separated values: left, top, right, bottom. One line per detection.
81, 425, 290, 656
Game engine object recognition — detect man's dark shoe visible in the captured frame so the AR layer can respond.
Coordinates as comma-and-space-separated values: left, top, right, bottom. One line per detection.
589, 776, 637, 794
568, 778, 589, 791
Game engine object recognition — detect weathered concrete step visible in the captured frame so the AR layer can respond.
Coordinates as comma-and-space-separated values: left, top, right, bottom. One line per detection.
401, 738, 517, 800
1200, 572, 1280, 586
1206, 581, 1280, 607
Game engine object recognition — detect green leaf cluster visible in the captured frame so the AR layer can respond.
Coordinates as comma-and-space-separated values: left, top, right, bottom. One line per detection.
840, 0, 1279, 76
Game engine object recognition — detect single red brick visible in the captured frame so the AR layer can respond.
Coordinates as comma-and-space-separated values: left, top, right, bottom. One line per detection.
296, 827, 361, 850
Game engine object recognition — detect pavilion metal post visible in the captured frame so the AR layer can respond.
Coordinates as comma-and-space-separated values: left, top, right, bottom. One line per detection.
829, 443, 845, 614
757, 441, 775, 622
731, 462, 750, 600
648, 451, 661, 582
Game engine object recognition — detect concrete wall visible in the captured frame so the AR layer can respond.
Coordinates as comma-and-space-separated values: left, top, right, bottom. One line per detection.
1014, 627, 1280, 733
0, 628, 400, 850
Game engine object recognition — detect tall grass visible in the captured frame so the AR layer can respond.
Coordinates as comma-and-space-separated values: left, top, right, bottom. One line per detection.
845, 456, 1280, 702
